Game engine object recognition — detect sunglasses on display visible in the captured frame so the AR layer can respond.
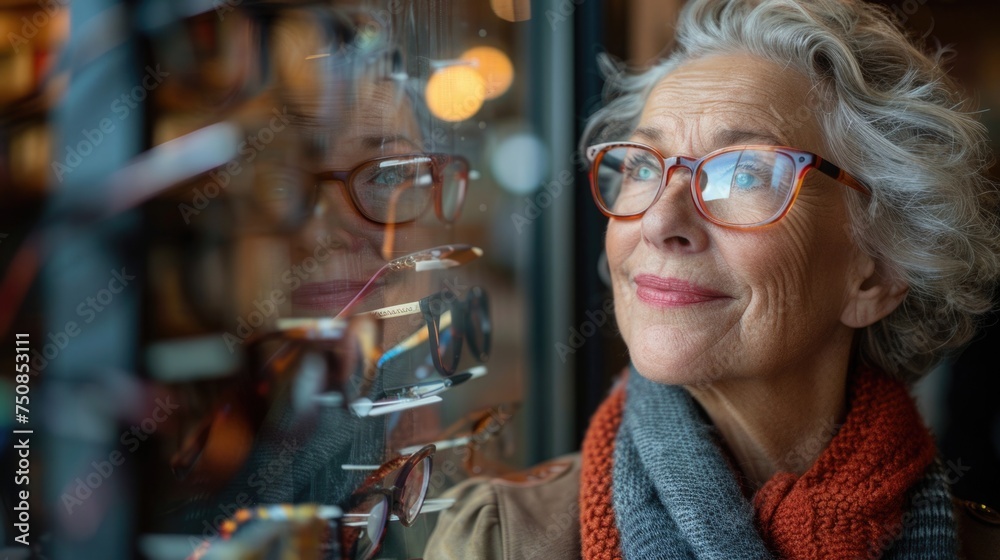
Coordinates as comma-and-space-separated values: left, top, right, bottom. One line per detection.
362, 286, 491, 377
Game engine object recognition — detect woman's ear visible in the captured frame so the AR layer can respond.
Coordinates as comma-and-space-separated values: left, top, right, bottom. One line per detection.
841, 254, 908, 328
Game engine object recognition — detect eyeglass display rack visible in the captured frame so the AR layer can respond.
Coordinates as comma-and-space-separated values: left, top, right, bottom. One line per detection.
1, 0, 531, 559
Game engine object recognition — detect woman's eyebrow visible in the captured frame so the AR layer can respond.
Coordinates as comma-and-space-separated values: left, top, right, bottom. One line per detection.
633, 126, 662, 143
713, 129, 786, 148
357, 134, 422, 151
631, 127, 786, 150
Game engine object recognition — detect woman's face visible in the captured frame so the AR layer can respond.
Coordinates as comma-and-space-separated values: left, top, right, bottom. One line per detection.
228, 75, 449, 349
289, 78, 441, 318
606, 53, 871, 385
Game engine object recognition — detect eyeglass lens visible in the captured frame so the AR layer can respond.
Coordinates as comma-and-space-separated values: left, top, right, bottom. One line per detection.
423, 287, 491, 376
593, 145, 798, 226
465, 287, 491, 361
439, 158, 468, 221
347, 492, 389, 560
399, 456, 431, 523
244, 155, 466, 230
352, 156, 436, 223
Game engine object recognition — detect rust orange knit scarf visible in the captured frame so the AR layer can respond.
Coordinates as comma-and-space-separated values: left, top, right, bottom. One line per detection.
579, 367, 937, 560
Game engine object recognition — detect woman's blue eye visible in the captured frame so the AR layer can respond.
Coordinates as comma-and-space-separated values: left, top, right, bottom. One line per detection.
624, 157, 660, 182
734, 172, 756, 188
373, 169, 406, 186
731, 166, 767, 190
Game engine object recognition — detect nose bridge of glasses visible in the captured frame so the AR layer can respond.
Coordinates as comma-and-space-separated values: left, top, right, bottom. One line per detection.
314, 170, 353, 213
648, 155, 697, 209
663, 155, 699, 176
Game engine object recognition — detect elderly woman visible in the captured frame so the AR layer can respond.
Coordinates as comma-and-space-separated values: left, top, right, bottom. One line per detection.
426, 0, 1000, 558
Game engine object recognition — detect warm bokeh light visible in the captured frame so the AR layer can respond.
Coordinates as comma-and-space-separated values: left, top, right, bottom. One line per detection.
490, 0, 531, 22
425, 65, 486, 122
461, 46, 514, 100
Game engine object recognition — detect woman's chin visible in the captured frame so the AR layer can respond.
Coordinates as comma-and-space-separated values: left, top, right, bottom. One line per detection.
629, 356, 716, 387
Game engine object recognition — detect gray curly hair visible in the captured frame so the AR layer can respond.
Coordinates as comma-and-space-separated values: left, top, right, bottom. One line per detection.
582, 0, 1000, 382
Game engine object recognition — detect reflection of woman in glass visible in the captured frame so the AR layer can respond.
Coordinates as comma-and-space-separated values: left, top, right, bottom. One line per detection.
258, 9, 468, 321
288, 78, 465, 318
172, 9, 470, 529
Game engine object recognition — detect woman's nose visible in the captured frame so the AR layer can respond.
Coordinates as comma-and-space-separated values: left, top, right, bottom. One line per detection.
639, 167, 709, 254
296, 181, 384, 253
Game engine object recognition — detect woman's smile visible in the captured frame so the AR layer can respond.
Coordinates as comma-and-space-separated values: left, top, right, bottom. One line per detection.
632, 274, 732, 307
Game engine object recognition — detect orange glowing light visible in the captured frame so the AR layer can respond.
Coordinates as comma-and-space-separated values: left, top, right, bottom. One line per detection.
461, 46, 514, 100
490, 0, 531, 22
425, 65, 486, 122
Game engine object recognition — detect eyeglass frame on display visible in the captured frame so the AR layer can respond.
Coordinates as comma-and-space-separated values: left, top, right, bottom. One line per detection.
348, 365, 486, 417
339, 444, 436, 559
362, 285, 491, 377
399, 402, 520, 474
260, 313, 487, 416
334, 244, 485, 319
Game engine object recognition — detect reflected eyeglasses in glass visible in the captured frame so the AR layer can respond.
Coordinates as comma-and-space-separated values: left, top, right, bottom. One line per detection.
340, 445, 436, 560
250, 153, 470, 231
318, 153, 470, 224
586, 142, 871, 229
362, 286, 491, 377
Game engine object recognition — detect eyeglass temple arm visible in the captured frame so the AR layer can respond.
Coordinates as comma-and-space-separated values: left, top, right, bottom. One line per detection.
349, 395, 443, 418
363, 300, 422, 319
815, 157, 870, 195
333, 245, 483, 319
375, 312, 454, 370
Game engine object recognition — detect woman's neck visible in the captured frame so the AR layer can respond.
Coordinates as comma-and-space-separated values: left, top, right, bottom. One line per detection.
684, 358, 850, 495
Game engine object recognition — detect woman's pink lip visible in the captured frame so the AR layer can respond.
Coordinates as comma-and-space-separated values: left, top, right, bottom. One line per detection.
633, 274, 731, 307
292, 280, 377, 312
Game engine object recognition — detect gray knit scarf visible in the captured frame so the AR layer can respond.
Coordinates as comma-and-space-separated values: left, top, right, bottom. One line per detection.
612, 364, 959, 559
